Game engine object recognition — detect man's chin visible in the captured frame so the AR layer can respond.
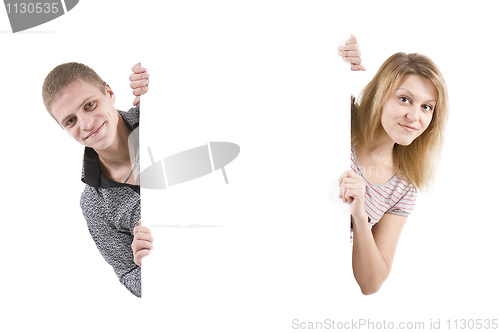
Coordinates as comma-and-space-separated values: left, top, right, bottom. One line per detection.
85, 140, 111, 151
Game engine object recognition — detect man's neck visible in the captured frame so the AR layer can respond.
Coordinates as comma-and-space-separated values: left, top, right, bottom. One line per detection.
94, 115, 132, 172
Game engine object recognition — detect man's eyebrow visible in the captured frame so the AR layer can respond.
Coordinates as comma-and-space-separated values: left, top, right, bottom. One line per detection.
78, 96, 95, 110
60, 114, 73, 127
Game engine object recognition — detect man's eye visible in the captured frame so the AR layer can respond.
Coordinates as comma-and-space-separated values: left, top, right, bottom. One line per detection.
65, 117, 75, 127
85, 101, 95, 110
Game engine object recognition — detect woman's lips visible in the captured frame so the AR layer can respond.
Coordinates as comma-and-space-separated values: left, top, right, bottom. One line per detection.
399, 123, 417, 132
85, 122, 104, 140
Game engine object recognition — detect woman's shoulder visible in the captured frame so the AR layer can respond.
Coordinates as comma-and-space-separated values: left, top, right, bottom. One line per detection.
396, 177, 418, 202
395, 173, 418, 194
387, 174, 418, 219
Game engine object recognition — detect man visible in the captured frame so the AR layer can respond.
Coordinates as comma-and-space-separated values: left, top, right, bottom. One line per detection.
42, 62, 153, 297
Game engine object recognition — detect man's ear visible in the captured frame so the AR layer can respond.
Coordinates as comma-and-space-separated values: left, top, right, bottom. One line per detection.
105, 84, 116, 103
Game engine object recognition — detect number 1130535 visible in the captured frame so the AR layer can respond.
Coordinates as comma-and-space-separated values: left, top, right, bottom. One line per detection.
5, 2, 59, 14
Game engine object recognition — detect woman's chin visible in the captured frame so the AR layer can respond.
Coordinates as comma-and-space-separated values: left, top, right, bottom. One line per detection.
397, 140, 414, 147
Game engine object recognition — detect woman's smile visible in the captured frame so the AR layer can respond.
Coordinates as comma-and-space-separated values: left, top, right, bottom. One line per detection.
398, 123, 418, 132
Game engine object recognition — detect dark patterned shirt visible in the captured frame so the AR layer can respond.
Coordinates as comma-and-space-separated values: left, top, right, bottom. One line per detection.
80, 105, 142, 297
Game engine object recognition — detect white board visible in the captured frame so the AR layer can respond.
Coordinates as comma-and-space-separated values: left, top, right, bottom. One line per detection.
139, 1, 354, 331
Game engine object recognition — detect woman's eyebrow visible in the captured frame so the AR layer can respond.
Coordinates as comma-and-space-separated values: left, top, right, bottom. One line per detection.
396, 88, 414, 99
397, 88, 436, 103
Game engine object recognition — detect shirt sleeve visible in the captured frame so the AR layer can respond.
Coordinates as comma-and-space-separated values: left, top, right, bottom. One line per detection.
119, 104, 140, 130
387, 185, 418, 217
80, 185, 142, 297
128, 103, 140, 118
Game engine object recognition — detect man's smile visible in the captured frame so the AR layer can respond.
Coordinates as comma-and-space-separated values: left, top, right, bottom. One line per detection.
84, 122, 105, 140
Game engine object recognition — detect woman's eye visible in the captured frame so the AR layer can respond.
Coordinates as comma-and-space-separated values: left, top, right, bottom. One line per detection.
399, 96, 410, 104
422, 104, 434, 112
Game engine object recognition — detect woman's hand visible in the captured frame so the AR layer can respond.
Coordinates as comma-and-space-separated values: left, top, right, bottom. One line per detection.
339, 170, 368, 222
132, 220, 154, 267
339, 35, 366, 71
129, 63, 150, 106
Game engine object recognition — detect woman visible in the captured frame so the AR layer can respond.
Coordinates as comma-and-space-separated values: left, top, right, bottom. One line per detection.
339, 52, 449, 295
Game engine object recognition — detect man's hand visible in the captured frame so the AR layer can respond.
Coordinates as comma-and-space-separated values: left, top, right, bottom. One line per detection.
132, 220, 154, 267
130, 63, 149, 106
339, 35, 366, 71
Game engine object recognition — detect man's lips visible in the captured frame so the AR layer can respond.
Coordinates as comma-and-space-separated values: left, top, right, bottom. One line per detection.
84, 122, 104, 140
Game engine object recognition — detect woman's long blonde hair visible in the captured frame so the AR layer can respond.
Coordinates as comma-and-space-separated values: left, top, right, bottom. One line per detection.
352, 52, 449, 190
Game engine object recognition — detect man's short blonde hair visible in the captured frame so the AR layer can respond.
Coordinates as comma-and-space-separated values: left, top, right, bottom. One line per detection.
42, 62, 107, 117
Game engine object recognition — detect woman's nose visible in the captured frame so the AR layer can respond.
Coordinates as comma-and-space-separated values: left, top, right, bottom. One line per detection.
406, 106, 419, 122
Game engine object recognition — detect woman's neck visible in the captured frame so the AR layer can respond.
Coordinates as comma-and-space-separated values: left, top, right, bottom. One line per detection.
355, 129, 397, 184
357, 128, 395, 162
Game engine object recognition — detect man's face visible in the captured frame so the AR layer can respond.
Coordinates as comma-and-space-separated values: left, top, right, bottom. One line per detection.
51, 79, 120, 151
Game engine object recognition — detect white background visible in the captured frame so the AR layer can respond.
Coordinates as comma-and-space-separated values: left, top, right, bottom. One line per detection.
1, 1, 499, 332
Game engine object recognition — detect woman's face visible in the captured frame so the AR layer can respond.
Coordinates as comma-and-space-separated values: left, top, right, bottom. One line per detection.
380, 74, 437, 146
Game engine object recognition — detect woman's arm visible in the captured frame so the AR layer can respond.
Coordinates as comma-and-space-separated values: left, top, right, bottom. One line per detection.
339, 170, 406, 295
351, 212, 406, 295
339, 35, 366, 71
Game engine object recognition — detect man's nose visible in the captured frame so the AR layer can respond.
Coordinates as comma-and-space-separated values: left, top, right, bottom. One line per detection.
79, 112, 95, 131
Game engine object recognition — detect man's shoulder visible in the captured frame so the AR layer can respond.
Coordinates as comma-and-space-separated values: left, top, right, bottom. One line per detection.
119, 104, 140, 129
80, 184, 100, 206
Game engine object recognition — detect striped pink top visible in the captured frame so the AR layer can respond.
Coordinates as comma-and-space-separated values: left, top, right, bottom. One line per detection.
350, 147, 418, 225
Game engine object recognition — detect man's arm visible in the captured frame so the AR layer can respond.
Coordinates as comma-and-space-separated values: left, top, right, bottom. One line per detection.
129, 63, 149, 106
80, 186, 142, 297
132, 220, 154, 267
